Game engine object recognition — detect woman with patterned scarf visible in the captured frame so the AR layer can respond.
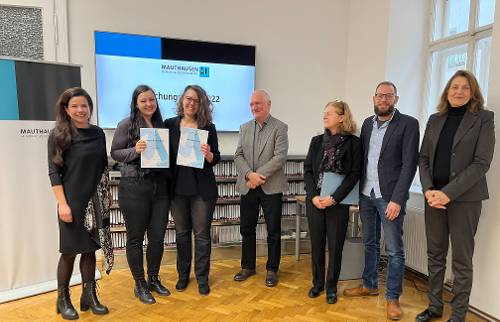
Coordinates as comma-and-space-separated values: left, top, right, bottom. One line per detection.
304, 100, 361, 305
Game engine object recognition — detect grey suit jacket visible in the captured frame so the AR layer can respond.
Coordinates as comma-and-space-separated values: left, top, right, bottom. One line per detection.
234, 115, 289, 195
419, 109, 495, 202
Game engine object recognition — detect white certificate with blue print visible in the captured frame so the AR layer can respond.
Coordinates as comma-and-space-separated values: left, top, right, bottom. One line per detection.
176, 127, 208, 169
140, 128, 170, 168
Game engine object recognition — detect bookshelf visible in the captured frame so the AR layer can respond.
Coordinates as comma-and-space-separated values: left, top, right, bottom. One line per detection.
108, 156, 307, 252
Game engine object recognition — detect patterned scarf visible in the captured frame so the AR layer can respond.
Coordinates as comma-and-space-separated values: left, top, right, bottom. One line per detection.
84, 167, 114, 274
317, 130, 348, 189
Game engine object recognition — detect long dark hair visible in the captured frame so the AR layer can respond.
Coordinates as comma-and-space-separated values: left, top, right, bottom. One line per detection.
176, 85, 213, 128
128, 85, 164, 146
51, 87, 93, 166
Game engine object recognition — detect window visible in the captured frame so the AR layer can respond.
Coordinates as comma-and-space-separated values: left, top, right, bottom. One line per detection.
425, 0, 495, 117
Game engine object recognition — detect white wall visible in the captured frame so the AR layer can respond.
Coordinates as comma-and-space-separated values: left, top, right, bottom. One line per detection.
469, 2, 500, 318
344, 0, 428, 124
344, 0, 390, 124
67, 0, 349, 155
385, 0, 429, 120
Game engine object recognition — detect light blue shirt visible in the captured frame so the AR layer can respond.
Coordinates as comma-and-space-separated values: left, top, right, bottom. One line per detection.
361, 111, 395, 198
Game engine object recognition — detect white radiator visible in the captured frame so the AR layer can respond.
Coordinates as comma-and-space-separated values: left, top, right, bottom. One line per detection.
404, 206, 428, 274
403, 194, 453, 283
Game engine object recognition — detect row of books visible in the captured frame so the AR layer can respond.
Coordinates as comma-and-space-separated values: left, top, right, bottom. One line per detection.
109, 178, 304, 202
283, 161, 305, 176
111, 198, 304, 226
110, 201, 300, 228
213, 204, 261, 222
111, 224, 271, 249
216, 181, 305, 198
211, 224, 268, 244
212, 160, 305, 178
213, 161, 238, 177
287, 181, 305, 196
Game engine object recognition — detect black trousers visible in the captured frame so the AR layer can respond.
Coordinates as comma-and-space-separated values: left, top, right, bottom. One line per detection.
306, 199, 349, 294
425, 201, 482, 321
171, 195, 215, 284
240, 187, 282, 272
118, 175, 170, 281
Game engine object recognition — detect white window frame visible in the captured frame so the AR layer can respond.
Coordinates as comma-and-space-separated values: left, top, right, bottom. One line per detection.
423, 0, 494, 122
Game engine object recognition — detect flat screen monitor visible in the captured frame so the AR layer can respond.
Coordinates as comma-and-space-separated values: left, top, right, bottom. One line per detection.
94, 31, 256, 131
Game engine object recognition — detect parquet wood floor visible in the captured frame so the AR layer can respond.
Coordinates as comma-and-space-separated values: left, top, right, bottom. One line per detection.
0, 255, 487, 322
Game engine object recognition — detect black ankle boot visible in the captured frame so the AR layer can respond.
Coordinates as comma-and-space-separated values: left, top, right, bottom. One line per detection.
148, 275, 170, 296
80, 281, 109, 315
56, 286, 79, 320
134, 279, 156, 304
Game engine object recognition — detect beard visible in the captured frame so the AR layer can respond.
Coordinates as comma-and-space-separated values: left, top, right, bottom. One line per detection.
374, 104, 395, 117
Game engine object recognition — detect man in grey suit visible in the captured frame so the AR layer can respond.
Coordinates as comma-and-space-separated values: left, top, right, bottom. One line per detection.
343, 81, 419, 320
233, 89, 288, 287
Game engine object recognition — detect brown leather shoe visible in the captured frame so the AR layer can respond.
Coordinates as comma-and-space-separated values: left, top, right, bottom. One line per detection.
343, 284, 379, 297
387, 300, 403, 320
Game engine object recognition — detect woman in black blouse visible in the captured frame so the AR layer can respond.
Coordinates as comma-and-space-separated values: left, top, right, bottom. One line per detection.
304, 100, 361, 304
111, 85, 171, 304
417, 70, 495, 322
165, 85, 220, 295
48, 87, 109, 320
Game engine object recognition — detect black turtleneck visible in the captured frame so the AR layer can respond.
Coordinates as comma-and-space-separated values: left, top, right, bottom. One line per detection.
433, 104, 468, 189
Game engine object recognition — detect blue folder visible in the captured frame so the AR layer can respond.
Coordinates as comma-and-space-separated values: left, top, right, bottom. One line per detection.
320, 172, 359, 205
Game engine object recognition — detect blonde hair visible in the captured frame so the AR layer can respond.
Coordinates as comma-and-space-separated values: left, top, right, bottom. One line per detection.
325, 100, 357, 134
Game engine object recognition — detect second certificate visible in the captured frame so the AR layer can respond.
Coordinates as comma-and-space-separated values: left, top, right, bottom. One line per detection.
177, 127, 208, 169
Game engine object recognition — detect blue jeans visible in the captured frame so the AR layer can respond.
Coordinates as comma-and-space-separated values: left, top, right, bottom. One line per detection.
359, 192, 406, 300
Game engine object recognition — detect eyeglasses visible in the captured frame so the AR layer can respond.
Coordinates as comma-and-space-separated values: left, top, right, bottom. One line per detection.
184, 96, 200, 104
374, 93, 396, 100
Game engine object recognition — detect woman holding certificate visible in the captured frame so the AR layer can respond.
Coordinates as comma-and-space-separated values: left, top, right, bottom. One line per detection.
111, 84, 171, 304
164, 85, 220, 296
304, 100, 361, 304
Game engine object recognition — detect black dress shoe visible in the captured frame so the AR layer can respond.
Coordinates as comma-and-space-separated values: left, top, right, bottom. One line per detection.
175, 279, 189, 291
148, 275, 170, 296
265, 271, 278, 287
416, 308, 442, 322
198, 284, 210, 295
134, 280, 156, 304
326, 292, 337, 304
308, 287, 324, 298
233, 268, 256, 282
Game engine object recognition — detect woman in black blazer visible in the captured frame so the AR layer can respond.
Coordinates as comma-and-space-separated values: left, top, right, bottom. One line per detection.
165, 85, 220, 295
417, 70, 495, 322
304, 100, 361, 304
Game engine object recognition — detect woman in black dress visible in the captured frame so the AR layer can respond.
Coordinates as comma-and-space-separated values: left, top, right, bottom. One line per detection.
164, 85, 220, 295
304, 100, 361, 304
111, 85, 171, 304
48, 87, 109, 320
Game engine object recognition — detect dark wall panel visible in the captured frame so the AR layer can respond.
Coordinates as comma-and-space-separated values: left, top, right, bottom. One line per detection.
15, 62, 81, 121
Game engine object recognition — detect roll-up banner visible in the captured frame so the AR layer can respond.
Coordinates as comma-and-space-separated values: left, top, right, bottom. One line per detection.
0, 57, 89, 302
